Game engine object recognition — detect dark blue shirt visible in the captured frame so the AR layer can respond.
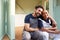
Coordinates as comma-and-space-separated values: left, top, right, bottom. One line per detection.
24, 14, 38, 28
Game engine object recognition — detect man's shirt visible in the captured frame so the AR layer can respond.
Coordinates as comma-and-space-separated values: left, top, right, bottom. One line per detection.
24, 14, 38, 28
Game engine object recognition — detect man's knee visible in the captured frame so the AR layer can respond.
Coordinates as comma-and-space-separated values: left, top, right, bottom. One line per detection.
34, 31, 47, 37
42, 32, 49, 37
32, 31, 44, 39
36, 31, 49, 40
22, 31, 31, 40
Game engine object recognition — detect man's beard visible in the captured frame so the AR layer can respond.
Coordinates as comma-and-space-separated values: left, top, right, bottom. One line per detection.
35, 13, 41, 17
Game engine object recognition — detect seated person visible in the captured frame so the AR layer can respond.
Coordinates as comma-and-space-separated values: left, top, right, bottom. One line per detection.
22, 5, 47, 40
38, 10, 60, 40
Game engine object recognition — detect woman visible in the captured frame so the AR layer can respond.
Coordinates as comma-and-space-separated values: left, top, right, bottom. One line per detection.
38, 10, 60, 40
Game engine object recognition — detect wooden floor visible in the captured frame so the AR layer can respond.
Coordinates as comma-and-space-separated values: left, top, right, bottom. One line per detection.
3, 26, 52, 40
15, 26, 24, 40
3, 26, 24, 40
3, 35, 9, 40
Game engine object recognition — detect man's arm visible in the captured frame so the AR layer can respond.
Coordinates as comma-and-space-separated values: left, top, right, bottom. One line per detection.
24, 23, 39, 32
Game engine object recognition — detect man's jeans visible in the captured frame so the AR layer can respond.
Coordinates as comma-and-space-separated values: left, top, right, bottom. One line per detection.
22, 31, 49, 40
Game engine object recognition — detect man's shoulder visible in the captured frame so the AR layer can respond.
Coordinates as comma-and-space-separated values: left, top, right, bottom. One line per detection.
24, 13, 32, 23
25, 14, 32, 18
26, 13, 32, 16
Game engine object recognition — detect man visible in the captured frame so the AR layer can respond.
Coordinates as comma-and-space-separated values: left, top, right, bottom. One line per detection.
22, 5, 56, 40
38, 10, 60, 40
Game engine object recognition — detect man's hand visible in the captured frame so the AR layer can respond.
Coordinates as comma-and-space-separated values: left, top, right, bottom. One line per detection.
34, 28, 39, 31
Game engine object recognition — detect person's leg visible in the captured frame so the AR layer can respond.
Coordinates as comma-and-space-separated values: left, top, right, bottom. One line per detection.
49, 33, 55, 39
42, 31, 49, 40
31, 31, 44, 40
53, 33, 60, 40
54, 38, 60, 40
31, 31, 49, 40
22, 31, 31, 40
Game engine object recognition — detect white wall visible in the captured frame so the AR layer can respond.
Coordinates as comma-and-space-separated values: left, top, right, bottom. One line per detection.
15, 14, 27, 27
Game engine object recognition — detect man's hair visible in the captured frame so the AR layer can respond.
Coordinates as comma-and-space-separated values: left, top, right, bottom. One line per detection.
35, 5, 44, 11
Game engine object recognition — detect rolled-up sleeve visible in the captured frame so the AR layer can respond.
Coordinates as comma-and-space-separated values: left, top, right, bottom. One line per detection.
24, 15, 30, 23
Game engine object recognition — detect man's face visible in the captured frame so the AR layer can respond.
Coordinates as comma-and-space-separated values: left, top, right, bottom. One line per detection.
35, 8, 43, 17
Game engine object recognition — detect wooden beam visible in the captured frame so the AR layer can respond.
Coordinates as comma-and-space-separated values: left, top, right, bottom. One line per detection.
16, 1, 26, 13
42, 0, 48, 9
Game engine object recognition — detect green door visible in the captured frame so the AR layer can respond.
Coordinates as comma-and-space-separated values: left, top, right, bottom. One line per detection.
7, 0, 15, 40
0, 0, 5, 40
53, 0, 60, 29
0, 0, 15, 40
